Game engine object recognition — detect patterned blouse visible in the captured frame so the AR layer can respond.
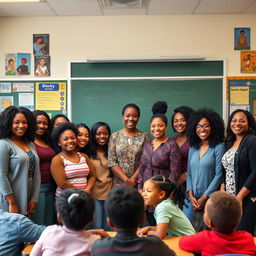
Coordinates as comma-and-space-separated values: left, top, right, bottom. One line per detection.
137, 138, 182, 191
55, 152, 90, 196
170, 135, 190, 174
222, 148, 237, 195
108, 129, 149, 184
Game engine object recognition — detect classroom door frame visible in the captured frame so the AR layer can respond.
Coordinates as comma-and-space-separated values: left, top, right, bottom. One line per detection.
68, 59, 226, 122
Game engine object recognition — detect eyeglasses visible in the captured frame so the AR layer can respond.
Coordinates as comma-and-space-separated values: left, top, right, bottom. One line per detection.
196, 124, 210, 130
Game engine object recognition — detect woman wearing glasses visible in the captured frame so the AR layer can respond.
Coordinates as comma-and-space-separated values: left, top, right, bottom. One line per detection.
186, 109, 225, 231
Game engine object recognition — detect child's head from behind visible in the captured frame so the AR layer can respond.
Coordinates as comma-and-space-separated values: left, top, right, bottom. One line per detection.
56, 189, 95, 230
142, 175, 185, 209
204, 191, 242, 234
105, 186, 145, 230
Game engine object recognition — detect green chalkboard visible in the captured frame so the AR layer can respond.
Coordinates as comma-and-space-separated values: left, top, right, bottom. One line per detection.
71, 79, 223, 137
0, 80, 67, 118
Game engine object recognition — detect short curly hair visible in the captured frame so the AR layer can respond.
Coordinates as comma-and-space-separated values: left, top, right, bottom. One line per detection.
51, 122, 78, 151
171, 106, 194, 132
0, 106, 36, 141
207, 191, 241, 234
186, 108, 224, 148
105, 186, 144, 229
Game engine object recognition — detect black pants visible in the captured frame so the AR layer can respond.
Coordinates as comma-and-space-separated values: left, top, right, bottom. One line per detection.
237, 196, 256, 235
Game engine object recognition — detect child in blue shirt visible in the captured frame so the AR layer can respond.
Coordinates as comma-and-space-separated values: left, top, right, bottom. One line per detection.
0, 209, 45, 256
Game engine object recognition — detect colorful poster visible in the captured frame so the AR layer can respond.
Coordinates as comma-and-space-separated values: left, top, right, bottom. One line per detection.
5, 53, 17, 76
230, 81, 249, 105
18, 93, 34, 110
13, 83, 34, 92
33, 34, 49, 56
16, 53, 31, 75
0, 83, 11, 93
0, 96, 13, 112
241, 51, 256, 73
34, 56, 50, 77
234, 27, 250, 50
35, 82, 66, 111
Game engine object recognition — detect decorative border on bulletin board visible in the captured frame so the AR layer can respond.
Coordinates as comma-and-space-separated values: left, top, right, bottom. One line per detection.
227, 76, 256, 118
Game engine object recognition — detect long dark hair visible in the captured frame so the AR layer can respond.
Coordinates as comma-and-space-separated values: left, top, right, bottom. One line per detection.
89, 122, 111, 160
225, 109, 256, 150
75, 123, 90, 155
33, 110, 51, 144
0, 106, 36, 141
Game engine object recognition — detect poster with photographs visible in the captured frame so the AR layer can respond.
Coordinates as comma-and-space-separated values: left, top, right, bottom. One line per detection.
34, 56, 50, 77
33, 34, 49, 56
241, 50, 256, 73
234, 28, 250, 50
16, 53, 31, 75
5, 53, 17, 76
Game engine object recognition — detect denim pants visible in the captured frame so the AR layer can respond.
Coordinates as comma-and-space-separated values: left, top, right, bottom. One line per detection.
91, 199, 110, 230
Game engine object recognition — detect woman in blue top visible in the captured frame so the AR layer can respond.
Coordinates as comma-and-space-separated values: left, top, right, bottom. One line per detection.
186, 108, 225, 232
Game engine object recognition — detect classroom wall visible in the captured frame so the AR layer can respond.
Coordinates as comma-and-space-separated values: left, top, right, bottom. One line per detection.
0, 14, 256, 78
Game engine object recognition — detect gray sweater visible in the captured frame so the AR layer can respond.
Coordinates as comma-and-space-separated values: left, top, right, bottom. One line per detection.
0, 138, 40, 215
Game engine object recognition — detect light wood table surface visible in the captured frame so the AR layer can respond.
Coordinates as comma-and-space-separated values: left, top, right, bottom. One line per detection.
22, 231, 193, 255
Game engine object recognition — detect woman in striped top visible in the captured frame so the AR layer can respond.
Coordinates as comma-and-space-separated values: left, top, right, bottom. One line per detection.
50, 123, 95, 196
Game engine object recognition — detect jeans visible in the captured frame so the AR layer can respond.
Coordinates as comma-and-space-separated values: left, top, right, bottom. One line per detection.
91, 199, 110, 230
183, 198, 193, 222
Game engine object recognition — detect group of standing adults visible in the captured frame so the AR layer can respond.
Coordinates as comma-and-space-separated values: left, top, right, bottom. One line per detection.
0, 102, 255, 235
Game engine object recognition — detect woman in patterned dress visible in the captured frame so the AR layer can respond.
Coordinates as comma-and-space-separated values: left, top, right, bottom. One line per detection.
50, 122, 95, 196
221, 109, 256, 235
108, 103, 149, 187
137, 102, 181, 225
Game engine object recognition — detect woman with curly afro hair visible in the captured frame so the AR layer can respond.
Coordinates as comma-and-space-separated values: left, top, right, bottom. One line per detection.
186, 108, 225, 231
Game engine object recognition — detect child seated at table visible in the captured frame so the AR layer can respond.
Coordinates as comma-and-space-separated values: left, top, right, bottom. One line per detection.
137, 175, 195, 239
0, 209, 45, 256
91, 185, 175, 256
179, 191, 256, 256
30, 189, 107, 256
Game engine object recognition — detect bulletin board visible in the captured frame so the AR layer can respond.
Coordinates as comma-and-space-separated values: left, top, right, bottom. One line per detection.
0, 80, 67, 118
227, 76, 256, 118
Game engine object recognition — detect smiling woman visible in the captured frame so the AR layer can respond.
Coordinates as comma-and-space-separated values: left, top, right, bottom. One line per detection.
108, 103, 149, 186
50, 122, 95, 197
137, 101, 182, 225
186, 108, 225, 232
0, 106, 40, 216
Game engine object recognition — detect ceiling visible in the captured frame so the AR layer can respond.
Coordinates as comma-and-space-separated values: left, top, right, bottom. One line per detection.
0, 0, 256, 17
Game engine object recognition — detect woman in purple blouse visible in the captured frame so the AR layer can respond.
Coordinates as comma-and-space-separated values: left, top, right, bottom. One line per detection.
170, 106, 194, 221
137, 102, 181, 225
170, 106, 194, 184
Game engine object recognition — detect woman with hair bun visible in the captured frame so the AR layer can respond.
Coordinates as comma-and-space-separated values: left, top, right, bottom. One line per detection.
137, 101, 181, 225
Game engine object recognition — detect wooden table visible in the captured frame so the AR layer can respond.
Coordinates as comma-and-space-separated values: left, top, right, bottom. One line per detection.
22, 232, 193, 255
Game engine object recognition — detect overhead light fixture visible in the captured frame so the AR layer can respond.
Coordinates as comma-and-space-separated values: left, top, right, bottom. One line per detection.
87, 56, 205, 63
0, 0, 42, 2
98, 0, 143, 8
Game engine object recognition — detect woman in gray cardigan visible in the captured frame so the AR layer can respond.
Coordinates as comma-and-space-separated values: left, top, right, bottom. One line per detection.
0, 106, 40, 215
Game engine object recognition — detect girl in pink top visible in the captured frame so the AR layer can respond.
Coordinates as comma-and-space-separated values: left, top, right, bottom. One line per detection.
30, 189, 107, 256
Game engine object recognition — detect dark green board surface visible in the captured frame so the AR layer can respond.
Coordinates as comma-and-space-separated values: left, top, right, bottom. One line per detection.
71, 79, 223, 137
